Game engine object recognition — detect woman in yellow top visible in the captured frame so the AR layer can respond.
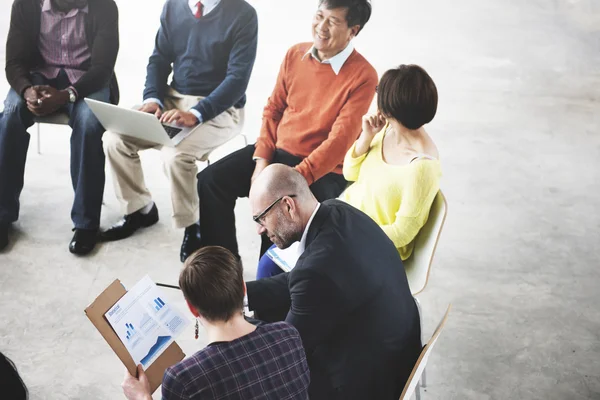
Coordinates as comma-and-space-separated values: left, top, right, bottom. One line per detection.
256, 64, 440, 278
341, 64, 441, 260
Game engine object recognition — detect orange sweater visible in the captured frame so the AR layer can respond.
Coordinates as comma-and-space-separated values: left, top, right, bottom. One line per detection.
253, 43, 378, 185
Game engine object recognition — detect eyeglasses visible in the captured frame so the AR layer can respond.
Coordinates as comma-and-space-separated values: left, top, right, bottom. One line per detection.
253, 194, 296, 226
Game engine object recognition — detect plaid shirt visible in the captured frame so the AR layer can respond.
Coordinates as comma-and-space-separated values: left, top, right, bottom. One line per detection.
36, 0, 91, 85
162, 322, 310, 399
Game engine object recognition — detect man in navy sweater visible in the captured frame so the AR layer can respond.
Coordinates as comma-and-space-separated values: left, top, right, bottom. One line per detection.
102, 0, 258, 262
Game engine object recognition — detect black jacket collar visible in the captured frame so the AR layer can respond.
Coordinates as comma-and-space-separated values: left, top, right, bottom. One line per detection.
304, 200, 336, 247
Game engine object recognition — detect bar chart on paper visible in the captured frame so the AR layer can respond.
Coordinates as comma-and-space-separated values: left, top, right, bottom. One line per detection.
153, 297, 165, 312
105, 275, 190, 368
125, 323, 136, 341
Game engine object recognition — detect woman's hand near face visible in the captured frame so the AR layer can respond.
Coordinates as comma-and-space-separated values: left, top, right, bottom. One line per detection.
353, 112, 386, 157
361, 112, 386, 138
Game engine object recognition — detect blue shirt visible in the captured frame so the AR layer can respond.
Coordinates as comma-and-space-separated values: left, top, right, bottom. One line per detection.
143, 0, 258, 122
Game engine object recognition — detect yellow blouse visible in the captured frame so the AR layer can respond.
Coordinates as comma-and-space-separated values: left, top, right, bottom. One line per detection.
341, 127, 441, 260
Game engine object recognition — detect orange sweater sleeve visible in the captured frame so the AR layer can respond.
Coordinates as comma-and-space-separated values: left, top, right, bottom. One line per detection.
253, 49, 290, 161
295, 69, 378, 185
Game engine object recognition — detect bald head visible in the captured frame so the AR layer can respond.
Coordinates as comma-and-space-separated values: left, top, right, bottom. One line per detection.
249, 164, 318, 249
250, 164, 314, 205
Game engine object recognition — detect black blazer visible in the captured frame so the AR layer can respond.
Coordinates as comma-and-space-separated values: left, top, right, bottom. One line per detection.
5, 0, 120, 103
247, 200, 422, 400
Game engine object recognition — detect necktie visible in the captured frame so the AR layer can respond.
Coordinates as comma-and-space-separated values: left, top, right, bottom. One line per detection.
195, 1, 203, 18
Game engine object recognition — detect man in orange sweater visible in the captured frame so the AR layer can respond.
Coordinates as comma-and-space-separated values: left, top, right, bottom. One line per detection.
196, 0, 378, 260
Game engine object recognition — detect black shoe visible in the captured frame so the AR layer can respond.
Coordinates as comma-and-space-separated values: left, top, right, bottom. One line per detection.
69, 228, 98, 255
101, 203, 159, 241
180, 223, 201, 263
0, 223, 8, 251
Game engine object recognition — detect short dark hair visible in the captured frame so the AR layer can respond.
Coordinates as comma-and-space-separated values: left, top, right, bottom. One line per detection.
377, 64, 438, 130
179, 246, 244, 323
319, 0, 372, 34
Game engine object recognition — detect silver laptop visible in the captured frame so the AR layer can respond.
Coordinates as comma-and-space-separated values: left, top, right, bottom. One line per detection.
85, 98, 199, 146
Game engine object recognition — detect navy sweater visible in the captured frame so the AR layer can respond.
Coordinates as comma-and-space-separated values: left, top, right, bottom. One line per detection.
143, 0, 258, 122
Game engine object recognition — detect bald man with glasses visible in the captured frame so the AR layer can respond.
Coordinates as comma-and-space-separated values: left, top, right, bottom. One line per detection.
246, 164, 422, 400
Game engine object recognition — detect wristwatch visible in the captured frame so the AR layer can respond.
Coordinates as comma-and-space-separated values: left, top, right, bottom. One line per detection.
66, 88, 77, 103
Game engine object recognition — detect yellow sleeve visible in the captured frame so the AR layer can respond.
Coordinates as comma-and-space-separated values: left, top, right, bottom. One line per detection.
342, 142, 367, 182
380, 161, 441, 248
342, 129, 385, 182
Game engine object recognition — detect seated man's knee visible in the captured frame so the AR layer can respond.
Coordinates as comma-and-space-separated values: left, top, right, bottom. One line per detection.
2, 90, 28, 115
161, 148, 195, 172
102, 131, 125, 153
196, 162, 221, 189
74, 105, 104, 134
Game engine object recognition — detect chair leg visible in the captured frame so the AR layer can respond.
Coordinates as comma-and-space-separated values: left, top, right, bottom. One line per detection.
36, 123, 41, 154
415, 297, 425, 347
414, 297, 427, 388
415, 381, 421, 400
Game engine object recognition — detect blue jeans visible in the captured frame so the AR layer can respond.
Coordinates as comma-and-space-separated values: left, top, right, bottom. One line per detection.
0, 71, 109, 229
256, 244, 286, 279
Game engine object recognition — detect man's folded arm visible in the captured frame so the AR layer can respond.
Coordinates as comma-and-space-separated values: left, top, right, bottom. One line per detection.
246, 272, 291, 312
5, 1, 34, 96
253, 47, 292, 161
285, 266, 346, 353
143, 3, 176, 104
72, 1, 119, 99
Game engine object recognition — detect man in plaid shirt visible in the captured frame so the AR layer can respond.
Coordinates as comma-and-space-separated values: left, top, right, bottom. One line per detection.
122, 246, 310, 400
2, 0, 119, 254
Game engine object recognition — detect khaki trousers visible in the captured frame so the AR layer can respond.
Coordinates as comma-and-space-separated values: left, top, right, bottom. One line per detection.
103, 88, 242, 228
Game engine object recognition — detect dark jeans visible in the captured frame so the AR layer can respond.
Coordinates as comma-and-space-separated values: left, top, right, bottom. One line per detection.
197, 144, 347, 259
0, 71, 109, 229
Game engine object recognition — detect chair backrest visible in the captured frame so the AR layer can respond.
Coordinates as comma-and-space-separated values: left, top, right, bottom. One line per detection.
404, 190, 448, 295
399, 304, 452, 400
33, 113, 70, 125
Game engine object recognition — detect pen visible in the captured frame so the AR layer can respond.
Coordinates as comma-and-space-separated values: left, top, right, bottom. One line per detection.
156, 282, 181, 290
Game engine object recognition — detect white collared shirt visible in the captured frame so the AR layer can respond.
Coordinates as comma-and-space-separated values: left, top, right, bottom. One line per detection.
297, 203, 321, 256
188, 0, 220, 15
302, 42, 354, 75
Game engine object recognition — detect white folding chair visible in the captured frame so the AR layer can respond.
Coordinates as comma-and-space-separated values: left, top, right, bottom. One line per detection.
404, 190, 448, 296
34, 113, 70, 154
400, 304, 452, 400
403, 190, 447, 390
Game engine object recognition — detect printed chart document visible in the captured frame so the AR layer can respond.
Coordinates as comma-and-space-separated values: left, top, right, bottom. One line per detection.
105, 275, 189, 368
266, 241, 301, 272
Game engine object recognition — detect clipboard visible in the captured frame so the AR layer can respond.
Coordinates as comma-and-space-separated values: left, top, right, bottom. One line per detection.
85, 279, 185, 393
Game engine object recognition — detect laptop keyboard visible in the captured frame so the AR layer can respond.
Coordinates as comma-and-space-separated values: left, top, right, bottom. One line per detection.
162, 124, 183, 139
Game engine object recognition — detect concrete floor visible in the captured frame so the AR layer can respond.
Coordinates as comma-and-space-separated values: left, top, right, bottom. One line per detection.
1, 0, 599, 398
